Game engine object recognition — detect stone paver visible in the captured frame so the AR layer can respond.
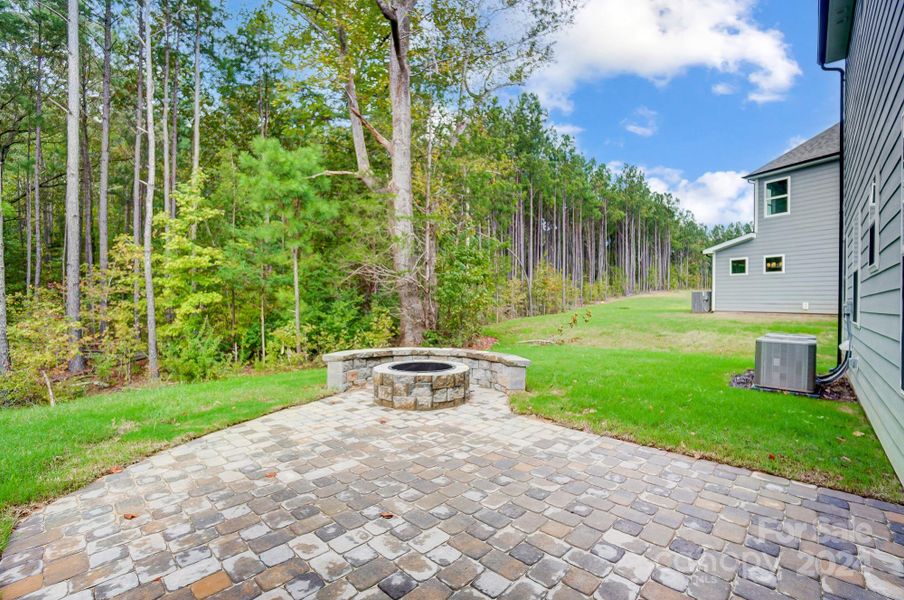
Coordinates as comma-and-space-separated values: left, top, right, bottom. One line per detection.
2, 387, 904, 599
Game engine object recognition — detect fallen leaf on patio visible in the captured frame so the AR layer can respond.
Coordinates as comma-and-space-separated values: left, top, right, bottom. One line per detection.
265, 472, 277, 478
852, 431, 864, 437
110, 465, 123, 473
378, 418, 387, 424
380, 512, 395, 519
123, 513, 138, 520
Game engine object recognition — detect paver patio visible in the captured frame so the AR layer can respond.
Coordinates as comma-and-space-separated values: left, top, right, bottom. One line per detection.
2, 387, 904, 600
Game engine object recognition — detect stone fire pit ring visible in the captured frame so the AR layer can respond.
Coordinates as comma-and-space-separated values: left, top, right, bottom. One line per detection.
373, 360, 469, 410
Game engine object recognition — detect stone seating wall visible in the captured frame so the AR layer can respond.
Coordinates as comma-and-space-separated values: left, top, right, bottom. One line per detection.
322, 347, 530, 393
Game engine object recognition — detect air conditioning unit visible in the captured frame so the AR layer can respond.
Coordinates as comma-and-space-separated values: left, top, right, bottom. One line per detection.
754, 333, 817, 394
691, 291, 711, 313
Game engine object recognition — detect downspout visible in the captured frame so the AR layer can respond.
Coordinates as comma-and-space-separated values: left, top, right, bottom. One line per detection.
821, 63, 845, 366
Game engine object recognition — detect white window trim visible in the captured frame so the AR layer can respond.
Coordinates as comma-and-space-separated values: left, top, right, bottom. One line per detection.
853, 214, 862, 329
868, 181, 879, 272
763, 176, 791, 218
729, 257, 748, 276
763, 254, 785, 274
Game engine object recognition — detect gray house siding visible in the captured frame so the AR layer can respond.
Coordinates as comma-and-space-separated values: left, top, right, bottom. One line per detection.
712, 160, 839, 314
842, 0, 904, 480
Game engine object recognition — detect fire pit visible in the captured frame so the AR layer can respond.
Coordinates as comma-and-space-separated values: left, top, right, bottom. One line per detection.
373, 360, 469, 410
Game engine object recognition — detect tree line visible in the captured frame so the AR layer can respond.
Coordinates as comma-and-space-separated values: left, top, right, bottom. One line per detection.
0, 0, 749, 404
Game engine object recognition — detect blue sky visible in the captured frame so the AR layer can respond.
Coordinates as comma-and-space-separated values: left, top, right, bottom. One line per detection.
524, 0, 839, 226
227, 0, 836, 226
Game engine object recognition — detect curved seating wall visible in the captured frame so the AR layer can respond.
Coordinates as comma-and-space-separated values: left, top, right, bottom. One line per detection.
322, 347, 530, 393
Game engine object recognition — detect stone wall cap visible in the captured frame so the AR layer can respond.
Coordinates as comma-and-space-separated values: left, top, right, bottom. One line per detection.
322, 347, 530, 367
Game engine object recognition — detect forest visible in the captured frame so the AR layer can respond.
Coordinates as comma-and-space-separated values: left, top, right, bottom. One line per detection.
0, 0, 752, 404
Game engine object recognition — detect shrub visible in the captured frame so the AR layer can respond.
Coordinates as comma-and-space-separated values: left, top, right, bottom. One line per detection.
0, 288, 80, 406
431, 236, 496, 347
161, 322, 225, 382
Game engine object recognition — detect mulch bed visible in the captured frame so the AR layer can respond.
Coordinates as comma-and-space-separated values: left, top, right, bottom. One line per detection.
730, 369, 858, 402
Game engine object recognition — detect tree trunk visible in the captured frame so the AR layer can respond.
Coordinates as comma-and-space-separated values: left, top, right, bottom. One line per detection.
259, 291, 266, 362
144, 0, 160, 379
132, 0, 145, 339
33, 0, 43, 291
80, 73, 93, 277
170, 25, 180, 208
292, 246, 301, 354
192, 3, 201, 177
377, 0, 425, 346
98, 0, 112, 275
66, 0, 84, 373
0, 157, 11, 373
423, 111, 437, 331
527, 179, 534, 315
25, 145, 32, 291
339, 28, 376, 188
161, 0, 171, 229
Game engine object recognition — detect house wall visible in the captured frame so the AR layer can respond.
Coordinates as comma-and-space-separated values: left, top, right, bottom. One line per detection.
843, 0, 904, 480
713, 160, 839, 313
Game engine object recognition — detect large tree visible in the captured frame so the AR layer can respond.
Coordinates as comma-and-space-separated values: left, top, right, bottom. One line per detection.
65, 0, 84, 372
143, 0, 159, 378
289, 0, 578, 344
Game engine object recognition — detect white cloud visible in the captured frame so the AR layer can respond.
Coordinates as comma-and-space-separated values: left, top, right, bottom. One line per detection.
550, 122, 585, 138
622, 106, 658, 137
644, 166, 753, 226
529, 0, 801, 113
712, 82, 737, 95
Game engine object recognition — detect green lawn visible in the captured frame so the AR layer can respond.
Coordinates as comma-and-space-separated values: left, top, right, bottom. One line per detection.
0, 370, 328, 553
487, 292, 903, 503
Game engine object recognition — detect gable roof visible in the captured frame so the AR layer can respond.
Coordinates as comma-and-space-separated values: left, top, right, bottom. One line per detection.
703, 232, 756, 256
745, 123, 840, 179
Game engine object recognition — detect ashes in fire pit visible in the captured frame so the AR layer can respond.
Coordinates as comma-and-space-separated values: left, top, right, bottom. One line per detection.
373, 360, 469, 410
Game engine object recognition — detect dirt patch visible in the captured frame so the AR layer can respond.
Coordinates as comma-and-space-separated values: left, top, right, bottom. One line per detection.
821, 377, 858, 402
468, 336, 498, 351
730, 369, 858, 402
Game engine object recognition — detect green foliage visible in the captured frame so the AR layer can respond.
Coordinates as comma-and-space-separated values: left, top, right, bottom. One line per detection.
429, 236, 496, 346
82, 237, 146, 384
155, 174, 227, 382
296, 296, 395, 360
0, 289, 79, 406
158, 173, 226, 336
161, 321, 225, 383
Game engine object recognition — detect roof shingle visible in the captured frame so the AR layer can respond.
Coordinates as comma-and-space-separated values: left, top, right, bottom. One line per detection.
745, 123, 840, 179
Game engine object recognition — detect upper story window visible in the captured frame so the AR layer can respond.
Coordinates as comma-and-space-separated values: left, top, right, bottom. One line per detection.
765, 177, 790, 217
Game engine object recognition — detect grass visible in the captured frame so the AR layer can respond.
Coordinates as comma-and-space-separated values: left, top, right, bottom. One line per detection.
487, 292, 903, 503
0, 369, 328, 553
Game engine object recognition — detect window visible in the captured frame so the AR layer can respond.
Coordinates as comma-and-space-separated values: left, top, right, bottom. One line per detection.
730, 257, 748, 275
764, 255, 785, 273
765, 177, 790, 217
867, 182, 878, 270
